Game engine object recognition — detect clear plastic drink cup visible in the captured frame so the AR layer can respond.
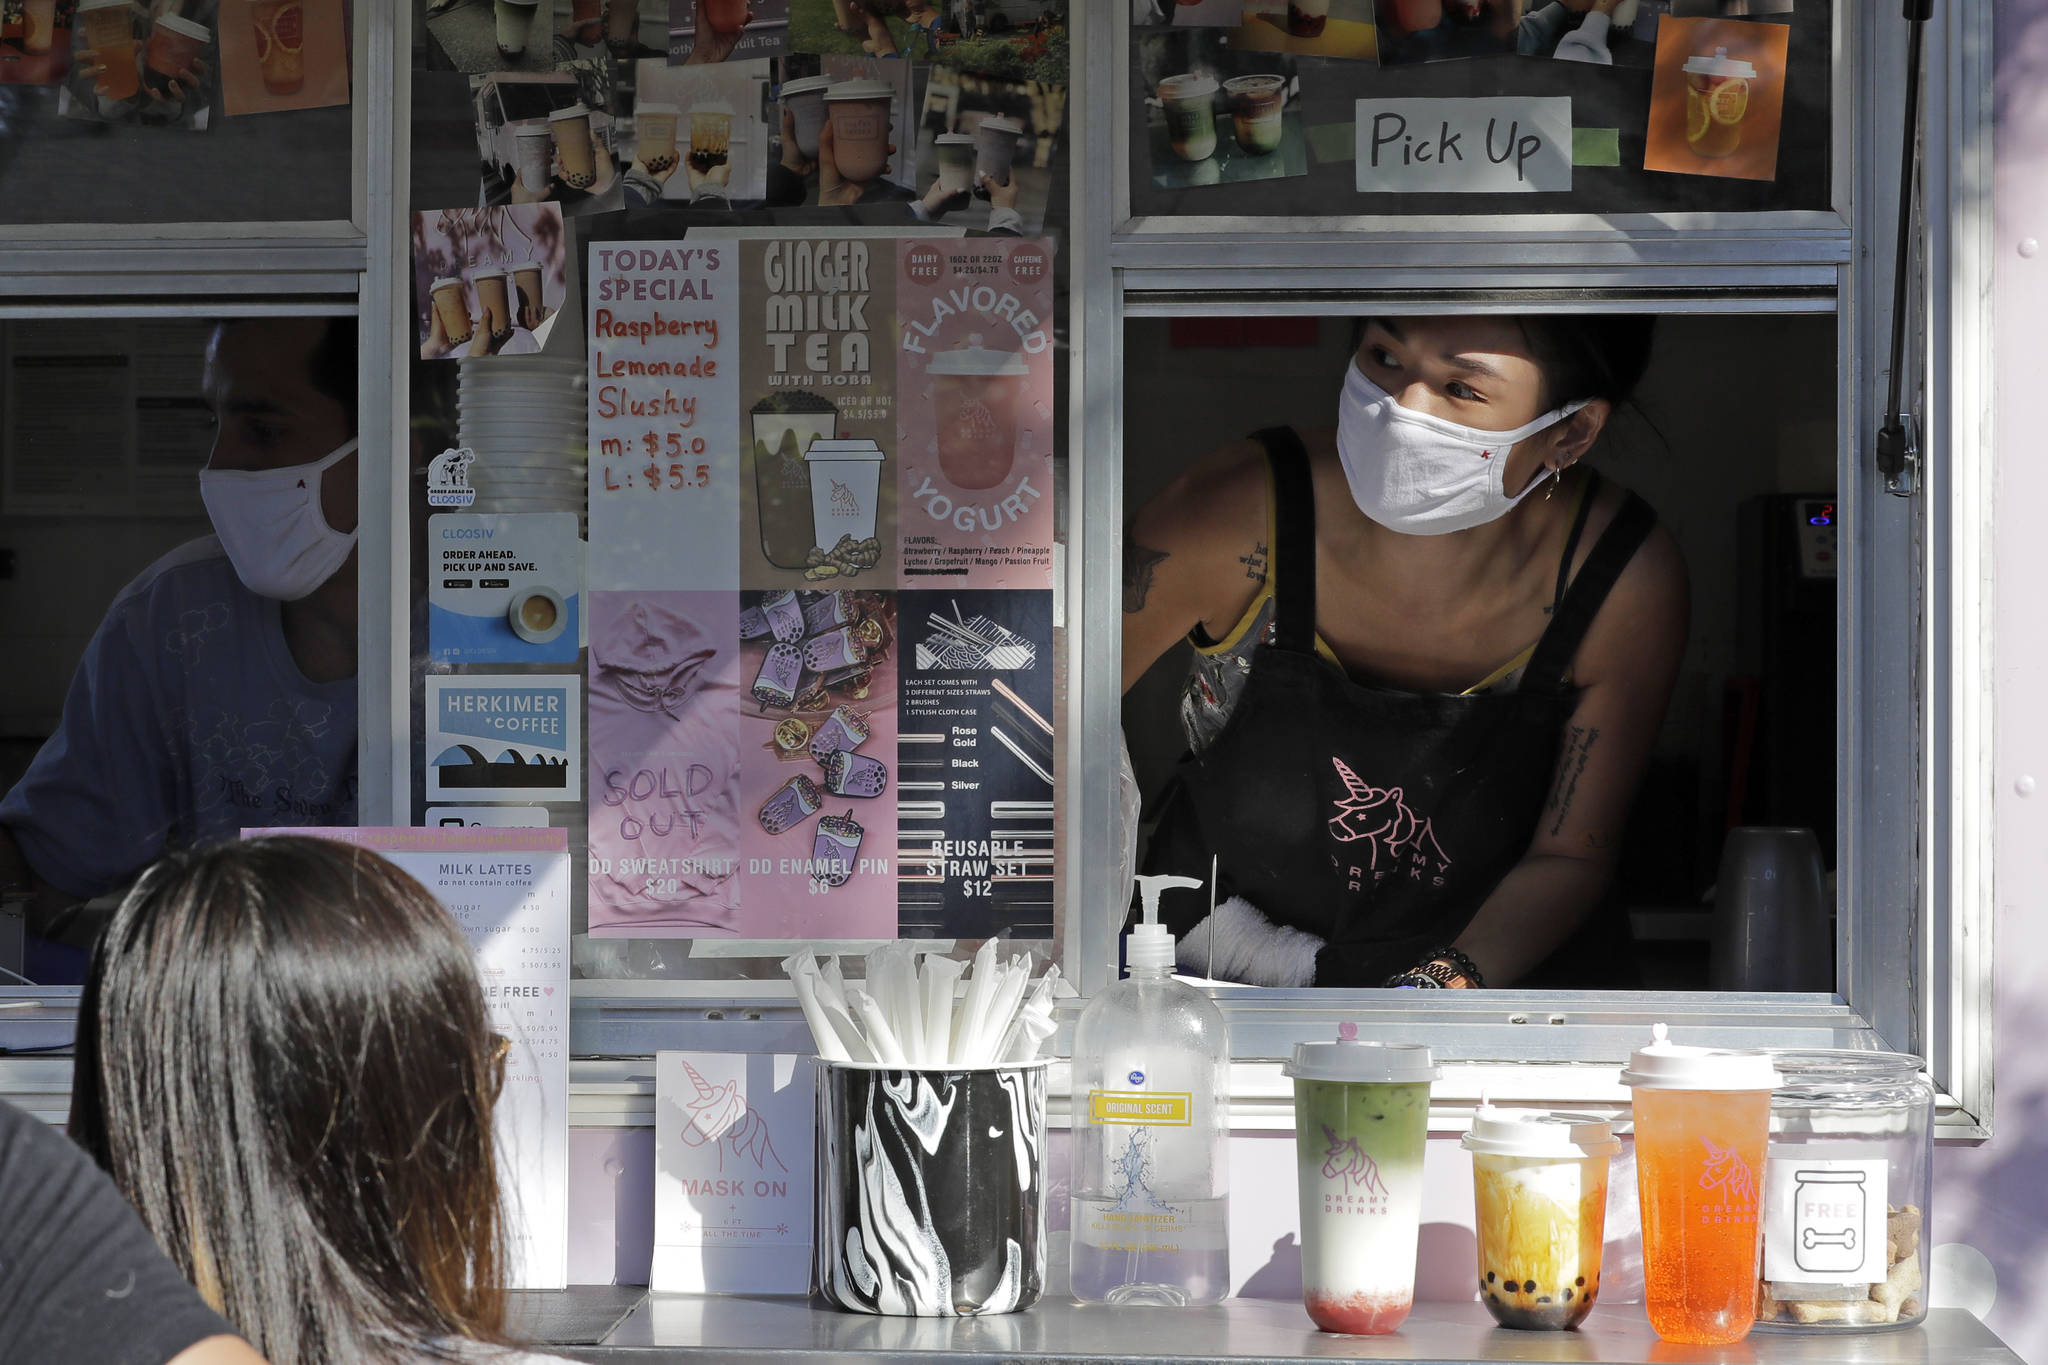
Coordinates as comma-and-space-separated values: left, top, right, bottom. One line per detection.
1156, 73, 1218, 162
1284, 1041, 1439, 1335
1462, 1104, 1620, 1331
1622, 1023, 1782, 1345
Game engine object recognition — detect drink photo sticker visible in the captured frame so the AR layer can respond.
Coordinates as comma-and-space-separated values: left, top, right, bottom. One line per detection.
912, 69, 1064, 236
216, 0, 346, 115
556, 0, 665, 61
1138, 30, 1305, 192
474, 72, 628, 216
421, 0, 557, 74
426, 675, 583, 803
736, 588, 900, 940
1229, 0, 1376, 61
790, 0, 1064, 64
669, 0, 790, 63
1, 0, 78, 86
59, 0, 216, 128
1642, 16, 1788, 181
1372, 0, 1666, 67
413, 204, 570, 360
621, 56, 772, 207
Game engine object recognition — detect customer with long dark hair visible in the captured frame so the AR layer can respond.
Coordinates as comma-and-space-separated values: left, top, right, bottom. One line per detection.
68, 836, 579, 1365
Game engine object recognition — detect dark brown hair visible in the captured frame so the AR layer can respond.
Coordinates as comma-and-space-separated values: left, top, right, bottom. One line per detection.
69, 836, 513, 1365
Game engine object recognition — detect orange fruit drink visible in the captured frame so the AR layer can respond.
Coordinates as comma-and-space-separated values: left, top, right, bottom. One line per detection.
1682, 46, 1756, 160
1621, 1024, 1782, 1345
1463, 1104, 1620, 1331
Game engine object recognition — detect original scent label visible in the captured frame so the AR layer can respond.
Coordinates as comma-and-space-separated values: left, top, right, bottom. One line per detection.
1763, 1157, 1888, 1285
1090, 1089, 1192, 1126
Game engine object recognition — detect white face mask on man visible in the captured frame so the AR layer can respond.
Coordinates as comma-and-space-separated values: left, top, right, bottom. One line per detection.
1334, 361, 1588, 536
199, 438, 359, 601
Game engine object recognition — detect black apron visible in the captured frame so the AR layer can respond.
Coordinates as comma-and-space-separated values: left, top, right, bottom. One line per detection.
1146, 427, 1656, 987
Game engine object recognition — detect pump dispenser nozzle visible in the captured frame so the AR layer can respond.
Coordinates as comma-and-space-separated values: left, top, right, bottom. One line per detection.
1128, 874, 1203, 972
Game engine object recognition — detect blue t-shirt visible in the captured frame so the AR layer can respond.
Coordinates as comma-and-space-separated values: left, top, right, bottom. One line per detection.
0, 537, 357, 899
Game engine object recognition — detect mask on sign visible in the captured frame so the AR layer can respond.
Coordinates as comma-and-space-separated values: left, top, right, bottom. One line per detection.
199, 439, 359, 601
1334, 362, 1587, 536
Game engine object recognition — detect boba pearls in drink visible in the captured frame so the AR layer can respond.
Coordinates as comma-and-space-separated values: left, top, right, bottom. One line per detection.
812, 811, 863, 887
1284, 1041, 1438, 1335
1463, 1104, 1618, 1331
430, 277, 473, 346
549, 103, 597, 188
607, 0, 641, 51
1156, 73, 1218, 162
636, 101, 679, 174
687, 103, 733, 176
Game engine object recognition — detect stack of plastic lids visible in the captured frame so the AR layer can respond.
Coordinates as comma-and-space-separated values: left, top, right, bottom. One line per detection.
457, 354, 587, 518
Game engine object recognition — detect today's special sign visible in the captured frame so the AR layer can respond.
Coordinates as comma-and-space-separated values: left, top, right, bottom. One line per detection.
1355, 97, 1573, 195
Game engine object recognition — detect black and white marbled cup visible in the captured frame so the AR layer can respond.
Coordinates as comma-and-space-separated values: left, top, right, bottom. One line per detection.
815, 1061, 1048, 1316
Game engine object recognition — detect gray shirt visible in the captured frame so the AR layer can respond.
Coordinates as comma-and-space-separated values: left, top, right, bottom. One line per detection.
0, 536, 357, 899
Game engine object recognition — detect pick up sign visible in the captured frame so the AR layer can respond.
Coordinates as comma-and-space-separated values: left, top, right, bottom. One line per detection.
1355, 97, 1573, 195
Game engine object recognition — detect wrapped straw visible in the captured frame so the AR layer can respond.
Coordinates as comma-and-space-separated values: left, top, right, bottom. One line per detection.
920, 952, 965, 1068
845, 986, 910, 1066
780, 939, 1059, 1067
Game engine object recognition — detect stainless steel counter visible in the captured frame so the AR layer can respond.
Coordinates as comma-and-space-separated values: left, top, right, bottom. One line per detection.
543, 1294, 2020, 1364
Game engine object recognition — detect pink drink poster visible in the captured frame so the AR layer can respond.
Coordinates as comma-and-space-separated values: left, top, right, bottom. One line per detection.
586, 592, 744, 937
896, 238, 1056, 588
737, 588, 899, 939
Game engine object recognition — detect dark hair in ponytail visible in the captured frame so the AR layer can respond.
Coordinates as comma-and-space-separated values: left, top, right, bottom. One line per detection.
69, 836, 515, 1365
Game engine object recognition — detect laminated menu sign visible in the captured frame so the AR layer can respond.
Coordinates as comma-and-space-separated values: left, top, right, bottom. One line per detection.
587, 240, 741, 590
259, 827, 571, 1290
586, 591, 744, 938
738, 236, 897, 591
897, 239, 1056, 589
898, 589, 1054, 939
651, 1050, 815, 1294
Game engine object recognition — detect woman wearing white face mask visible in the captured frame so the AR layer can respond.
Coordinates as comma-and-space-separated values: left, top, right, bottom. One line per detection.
1123, 314, 1688, 990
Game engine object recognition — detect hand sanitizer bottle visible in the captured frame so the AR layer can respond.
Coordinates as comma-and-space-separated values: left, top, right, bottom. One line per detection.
1069, 875, 1231, 1305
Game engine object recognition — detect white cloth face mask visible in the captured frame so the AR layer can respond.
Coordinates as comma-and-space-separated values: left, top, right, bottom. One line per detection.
200, 438, 359, 601
1335, 361, 1588, 536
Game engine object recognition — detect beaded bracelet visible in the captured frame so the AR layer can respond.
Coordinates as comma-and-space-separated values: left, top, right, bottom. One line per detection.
1381, 946, 1486, 991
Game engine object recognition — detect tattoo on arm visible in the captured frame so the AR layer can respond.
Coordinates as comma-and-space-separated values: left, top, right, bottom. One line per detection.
1545, 725, 1601, 838
1123, 538, 1169, 615
1238, 541, 1269, 583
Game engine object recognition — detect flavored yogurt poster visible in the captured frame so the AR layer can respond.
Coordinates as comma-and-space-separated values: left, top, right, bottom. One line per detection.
586, 238, 742, 589
898, 589, 1054, 939
586, 591, 744, 938
263, 827, 571, 1291
896, 239, 1055, 588
736, 587, 898, 939
738, 236, 898, 591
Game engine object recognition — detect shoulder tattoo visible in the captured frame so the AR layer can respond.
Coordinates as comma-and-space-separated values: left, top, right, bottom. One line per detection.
1124, 538, 1169, 615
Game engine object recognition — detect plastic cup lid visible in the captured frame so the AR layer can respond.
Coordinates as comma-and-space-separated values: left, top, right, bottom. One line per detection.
936, 132, 975, 146
805, 438, 885, 463
1157, 72, 1219, 101
1683, 46, 1757, 78
824, 78, 897, 102
1283, 1039, 1439, 1084
1224, 74, 1285, 93
1461, 1101, 1619, 1159
977, 115, 1024, 135
77, 0, 132, 13
470, 267, 511, 281
431, 276, 466, 292
1619, 1023, 1782, 1090
780, 75, 835, 98
153, 13, 212, 40
514, 121, 553, 138
637, 101, 679, 117
929, 334, 1030, 377
549, 103, 592, 122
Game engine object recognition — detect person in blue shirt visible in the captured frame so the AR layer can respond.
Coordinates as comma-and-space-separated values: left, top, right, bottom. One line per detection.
0, 318, 360, 971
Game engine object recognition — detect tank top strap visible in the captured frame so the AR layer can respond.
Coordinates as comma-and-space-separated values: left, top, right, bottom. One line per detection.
1251, 426, 1318, 655
1521, 490, 1658, 692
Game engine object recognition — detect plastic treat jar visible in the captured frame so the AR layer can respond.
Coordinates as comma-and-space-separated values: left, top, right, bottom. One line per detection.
1754, 1051, 1934, 1332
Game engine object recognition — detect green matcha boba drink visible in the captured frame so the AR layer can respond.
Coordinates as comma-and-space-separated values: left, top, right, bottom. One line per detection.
1284, 1039, 1439, 1334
